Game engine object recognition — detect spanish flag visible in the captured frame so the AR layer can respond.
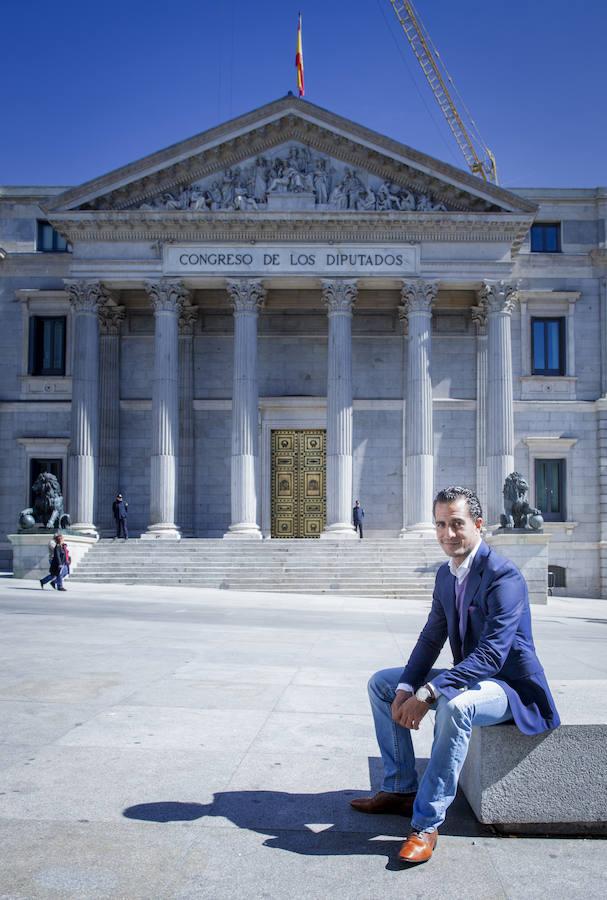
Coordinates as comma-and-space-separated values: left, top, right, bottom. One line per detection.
295, 13, 304, 97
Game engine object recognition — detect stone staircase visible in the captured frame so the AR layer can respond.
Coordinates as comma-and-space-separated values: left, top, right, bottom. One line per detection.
70, 538, 444, 598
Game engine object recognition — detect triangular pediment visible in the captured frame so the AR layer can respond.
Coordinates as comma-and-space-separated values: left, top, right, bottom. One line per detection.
44, 96, 535, 218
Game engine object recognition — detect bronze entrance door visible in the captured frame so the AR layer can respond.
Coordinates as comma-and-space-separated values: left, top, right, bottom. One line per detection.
271, 430, 326, 538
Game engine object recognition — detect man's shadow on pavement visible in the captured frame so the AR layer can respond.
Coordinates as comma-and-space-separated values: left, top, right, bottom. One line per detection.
122, 758, 489, 870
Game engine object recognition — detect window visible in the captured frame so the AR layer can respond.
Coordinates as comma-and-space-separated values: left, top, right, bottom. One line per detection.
531, 317, 565, 376
530, 223, 561, 253
28, 316, 66, 376
535, 458, 566, 522
30, 458, 63, 508
548, 565, 567, 589
37, 220, 69, 252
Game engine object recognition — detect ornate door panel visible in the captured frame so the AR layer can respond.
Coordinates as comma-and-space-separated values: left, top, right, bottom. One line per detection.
271, 430, 326, 538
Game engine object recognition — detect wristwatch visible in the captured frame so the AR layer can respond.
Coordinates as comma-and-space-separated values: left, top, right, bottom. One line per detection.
414, 684, 436, 705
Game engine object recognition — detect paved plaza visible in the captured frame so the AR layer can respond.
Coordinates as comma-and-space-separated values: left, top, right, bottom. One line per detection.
0, 577, 606, 899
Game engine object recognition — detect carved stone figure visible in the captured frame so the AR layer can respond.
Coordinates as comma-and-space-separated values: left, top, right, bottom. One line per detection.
356, 188, 377, 211
253, 158, 268, 202
376, 182, 401, 211
417, 193, 447, 212
19, 472, 71, 531
328, 182, 347, 210
312, 159, 329, 204
341, 168, 365, 209
221, 168, 237, 206
268, 160, 290, 193
398, 189, 416, 211
188, 186, 208, 211
499, 472, 544, 531
205, 180, 223, 210
131, 144, 455, 213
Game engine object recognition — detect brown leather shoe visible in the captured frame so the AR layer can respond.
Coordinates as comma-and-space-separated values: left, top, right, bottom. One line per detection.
398, 829, 438, 863
350, 791, 416, 816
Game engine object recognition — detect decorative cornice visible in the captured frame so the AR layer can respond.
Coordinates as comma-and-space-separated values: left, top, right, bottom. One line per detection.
144, 279, 190, 314
179, 302, 199, 335
64, 280, 111, 314
480, 280, 520, 316
399, 280, 438, 317
226, 278, 266, 314
321, 279, 358, 315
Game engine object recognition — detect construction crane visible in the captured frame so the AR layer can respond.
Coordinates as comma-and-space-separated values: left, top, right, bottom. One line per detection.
387, 0, 498, 184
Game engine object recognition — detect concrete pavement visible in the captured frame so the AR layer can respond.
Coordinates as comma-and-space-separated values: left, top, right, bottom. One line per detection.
0, 576, 606, 899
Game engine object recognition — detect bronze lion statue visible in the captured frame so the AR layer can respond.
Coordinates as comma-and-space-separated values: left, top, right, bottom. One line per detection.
19, 472, 71, 530
500, 472, 543, 531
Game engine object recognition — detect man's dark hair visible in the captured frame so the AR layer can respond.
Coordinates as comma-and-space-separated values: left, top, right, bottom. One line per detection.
433, 486, 482, 521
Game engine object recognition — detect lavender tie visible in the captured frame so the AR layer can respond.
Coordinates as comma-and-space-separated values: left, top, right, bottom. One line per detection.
454, 574, 469, 644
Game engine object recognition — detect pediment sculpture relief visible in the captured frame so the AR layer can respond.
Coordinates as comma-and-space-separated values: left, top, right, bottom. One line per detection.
134, 143, 449, 213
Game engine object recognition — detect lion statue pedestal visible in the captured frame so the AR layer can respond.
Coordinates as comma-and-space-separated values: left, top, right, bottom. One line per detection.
487, 472, 550, 605
9, 471, 97, 579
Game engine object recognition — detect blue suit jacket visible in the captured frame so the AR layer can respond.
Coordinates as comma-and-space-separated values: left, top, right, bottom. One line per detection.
400, 541, 560, 735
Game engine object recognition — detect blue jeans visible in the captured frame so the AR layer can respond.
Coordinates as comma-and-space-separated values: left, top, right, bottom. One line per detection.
52, 564, 68, 589
367, 667, 512, 832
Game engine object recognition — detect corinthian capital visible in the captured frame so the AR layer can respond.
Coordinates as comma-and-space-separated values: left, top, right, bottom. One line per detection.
480, 280, 520, 316
471, 290, 489, 334
321, 279, 358, 316
226, 278, 266, 314
179, 301, 199, 335
144, 279, 190, 315
399, 279, 438, 319
65, 280, 111, 314
98, 295, 126, 335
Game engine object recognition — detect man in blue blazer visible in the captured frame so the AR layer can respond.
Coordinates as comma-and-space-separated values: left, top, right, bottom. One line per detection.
351, 486, 560, 863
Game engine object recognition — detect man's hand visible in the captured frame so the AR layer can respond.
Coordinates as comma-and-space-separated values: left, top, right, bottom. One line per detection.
393, 695, 432, 730
391, 689, 412, 723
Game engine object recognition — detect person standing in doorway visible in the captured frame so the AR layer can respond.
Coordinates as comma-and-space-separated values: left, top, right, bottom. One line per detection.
353, 499, 365, 539
112, 493, 129, 540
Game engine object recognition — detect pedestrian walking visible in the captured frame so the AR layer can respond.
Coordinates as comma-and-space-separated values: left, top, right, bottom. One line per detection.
353, 499, 365, 538
112, 493, 129, 539
40, 533, 69, 591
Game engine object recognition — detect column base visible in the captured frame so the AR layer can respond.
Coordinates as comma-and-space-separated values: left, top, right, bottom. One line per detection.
223, 523, 262, 540
69, 523, 99, 540
141, 523, 181, 540
320, 523, 358, 540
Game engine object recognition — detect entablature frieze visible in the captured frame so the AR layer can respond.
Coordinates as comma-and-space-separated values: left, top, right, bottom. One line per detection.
45, 213, 533, 258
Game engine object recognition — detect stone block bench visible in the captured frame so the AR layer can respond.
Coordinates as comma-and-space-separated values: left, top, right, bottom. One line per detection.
459, 680, 607, 834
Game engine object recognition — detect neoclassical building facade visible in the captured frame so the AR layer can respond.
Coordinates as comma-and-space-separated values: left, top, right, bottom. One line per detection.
1, 96, 606, 595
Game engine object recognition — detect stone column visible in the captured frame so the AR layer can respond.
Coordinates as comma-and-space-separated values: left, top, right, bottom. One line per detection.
142, 279, 188, 540
321, 279, 358, 539
472, 291, 489, 519
483, 280, 518, 525
224, 279, 265, 539
398, 307, 408, 536
177, 301, 199, 536
400, 280, 438, 532
97, 296, 125, 535
65, 280, 104, 537
597, 274, 607, 597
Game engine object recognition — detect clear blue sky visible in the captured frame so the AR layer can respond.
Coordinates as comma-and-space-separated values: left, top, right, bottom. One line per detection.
2, 0, 605, 188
